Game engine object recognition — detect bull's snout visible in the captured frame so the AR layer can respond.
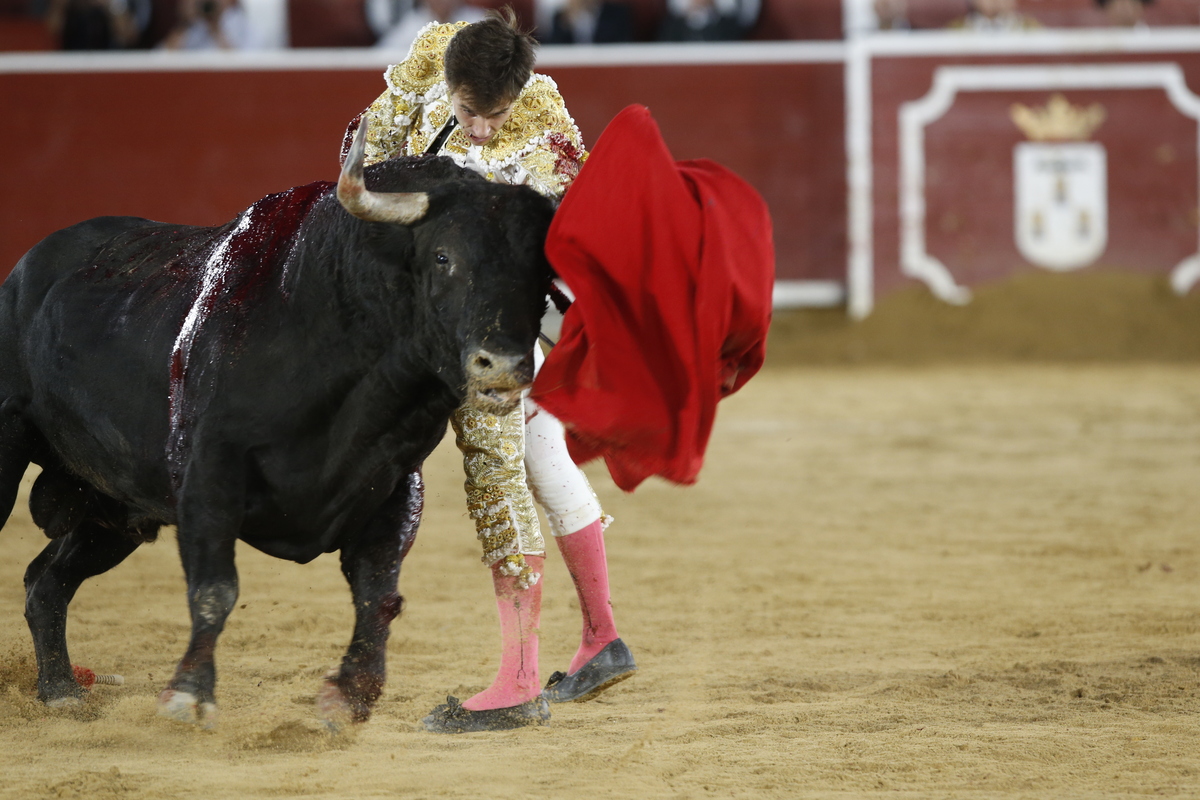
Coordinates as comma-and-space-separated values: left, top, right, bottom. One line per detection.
464, 348, 534, 413
466, 348, 534, 386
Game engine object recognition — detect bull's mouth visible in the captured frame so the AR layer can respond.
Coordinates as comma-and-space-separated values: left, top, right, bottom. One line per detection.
468, 383, 529, 414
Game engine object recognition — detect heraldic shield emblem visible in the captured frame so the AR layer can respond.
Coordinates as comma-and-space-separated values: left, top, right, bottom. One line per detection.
1013, 142, 1107, 270
1011, 94, 1108, 271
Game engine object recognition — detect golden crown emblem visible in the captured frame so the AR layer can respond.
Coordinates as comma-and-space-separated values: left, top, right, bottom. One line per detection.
1010, 94, 1106, 141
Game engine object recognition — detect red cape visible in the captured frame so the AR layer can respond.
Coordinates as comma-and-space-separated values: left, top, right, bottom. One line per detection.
531, 105, 775, 491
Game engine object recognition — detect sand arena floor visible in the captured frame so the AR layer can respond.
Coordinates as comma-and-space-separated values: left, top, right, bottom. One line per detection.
1, 274, 1200, 799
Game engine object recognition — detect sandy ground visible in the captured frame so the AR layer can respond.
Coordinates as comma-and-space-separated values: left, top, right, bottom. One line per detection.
3, 281, 1200, 798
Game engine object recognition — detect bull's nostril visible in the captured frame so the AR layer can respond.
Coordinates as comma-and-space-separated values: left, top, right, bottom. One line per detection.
475, 356, 493, 370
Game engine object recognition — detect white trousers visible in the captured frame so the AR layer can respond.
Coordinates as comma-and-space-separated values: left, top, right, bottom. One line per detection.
525, 345, 605, 539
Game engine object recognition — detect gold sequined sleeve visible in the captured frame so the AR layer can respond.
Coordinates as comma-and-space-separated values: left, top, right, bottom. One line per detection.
512, 78, 588, 199
356, 89, 412, 167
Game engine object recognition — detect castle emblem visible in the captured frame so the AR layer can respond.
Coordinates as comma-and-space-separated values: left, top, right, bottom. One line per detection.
1011, 93, 1108, 271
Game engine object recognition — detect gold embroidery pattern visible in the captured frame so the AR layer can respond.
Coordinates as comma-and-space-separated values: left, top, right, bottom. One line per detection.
478, 77, 582, 163
496, 554, 541, 589
428, 102, 451, 133
444, 126, 472, 154
409, 128, 431, 158
363, 97, 403, 165
452, 404, 544, 581
386, 22, 465, 97
520, 148, 558, 189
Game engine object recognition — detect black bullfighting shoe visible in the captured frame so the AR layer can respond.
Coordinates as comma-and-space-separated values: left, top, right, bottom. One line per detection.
542, 638, 637, 703
421, 695, 550, 733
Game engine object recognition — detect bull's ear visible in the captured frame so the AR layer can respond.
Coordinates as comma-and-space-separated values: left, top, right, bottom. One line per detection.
338, 121, 430, 225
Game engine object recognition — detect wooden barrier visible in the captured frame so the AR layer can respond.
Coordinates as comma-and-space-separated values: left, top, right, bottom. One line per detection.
5, 29, 1200, 313
0, 45, 847, 297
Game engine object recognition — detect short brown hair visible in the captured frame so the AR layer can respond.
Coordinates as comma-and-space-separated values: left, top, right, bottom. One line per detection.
444, 8, 536, 111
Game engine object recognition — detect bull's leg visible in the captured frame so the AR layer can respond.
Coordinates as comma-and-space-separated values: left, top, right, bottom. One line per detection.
0, 411, 32, 526
158, 450, 244, 729
24, 521, 140, 705
317, 470, 423, 731
29, 469, 95, 540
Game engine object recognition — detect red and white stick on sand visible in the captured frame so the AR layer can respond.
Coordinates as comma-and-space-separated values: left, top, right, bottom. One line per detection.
72, 665, 125, 688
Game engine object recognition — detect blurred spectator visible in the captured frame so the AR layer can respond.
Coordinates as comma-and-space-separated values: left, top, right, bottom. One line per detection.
375, 0, 484, 50
159, 0, 263, 48
948, 0, 1039, 30
364, 0, 408, 40
874, 0, 909, 30
240, 0, 286, 48
658, 0, 758, 42
538, 0, 632, 44
45, 0, 150, 48
1096, 0, 1151, 27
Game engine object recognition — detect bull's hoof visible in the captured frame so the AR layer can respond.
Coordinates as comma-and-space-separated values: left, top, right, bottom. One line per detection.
314, 671, 374, 734
157, 688, 218, 730
44, 695, 85, 709
38, 677, 86, 708
315, 678, 354, 733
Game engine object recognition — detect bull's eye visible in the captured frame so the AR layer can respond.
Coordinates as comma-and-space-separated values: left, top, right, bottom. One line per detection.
435, 253, 449, 265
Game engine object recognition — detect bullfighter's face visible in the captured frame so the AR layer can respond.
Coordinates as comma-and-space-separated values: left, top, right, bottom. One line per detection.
450, 91, 515, 147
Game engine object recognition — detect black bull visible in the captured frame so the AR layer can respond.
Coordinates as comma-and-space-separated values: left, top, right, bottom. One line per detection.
0, 127, 554, 729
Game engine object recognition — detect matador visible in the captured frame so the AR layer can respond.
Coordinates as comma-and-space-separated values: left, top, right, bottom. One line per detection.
344, 15, 637, 733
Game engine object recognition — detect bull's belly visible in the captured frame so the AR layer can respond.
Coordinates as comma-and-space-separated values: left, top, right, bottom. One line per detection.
236, 426, 442, 563
237, 479, 402, 564
238, 517, 331, 563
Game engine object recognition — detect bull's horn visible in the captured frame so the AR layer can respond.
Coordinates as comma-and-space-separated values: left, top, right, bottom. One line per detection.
337, 120, 429, 225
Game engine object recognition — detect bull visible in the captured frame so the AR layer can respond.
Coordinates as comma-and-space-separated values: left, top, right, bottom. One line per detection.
0, 124, 553, 729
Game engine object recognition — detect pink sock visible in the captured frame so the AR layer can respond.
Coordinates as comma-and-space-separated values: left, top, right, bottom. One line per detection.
556, 519, 620, 675
463, 555, 543, 711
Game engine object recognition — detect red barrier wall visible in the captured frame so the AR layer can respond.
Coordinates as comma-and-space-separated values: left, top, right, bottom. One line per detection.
0, 56, 845, 284
0, 69, 380, 278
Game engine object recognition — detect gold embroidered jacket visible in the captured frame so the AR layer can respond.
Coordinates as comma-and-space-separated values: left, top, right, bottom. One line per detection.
355, 21, 586, 200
